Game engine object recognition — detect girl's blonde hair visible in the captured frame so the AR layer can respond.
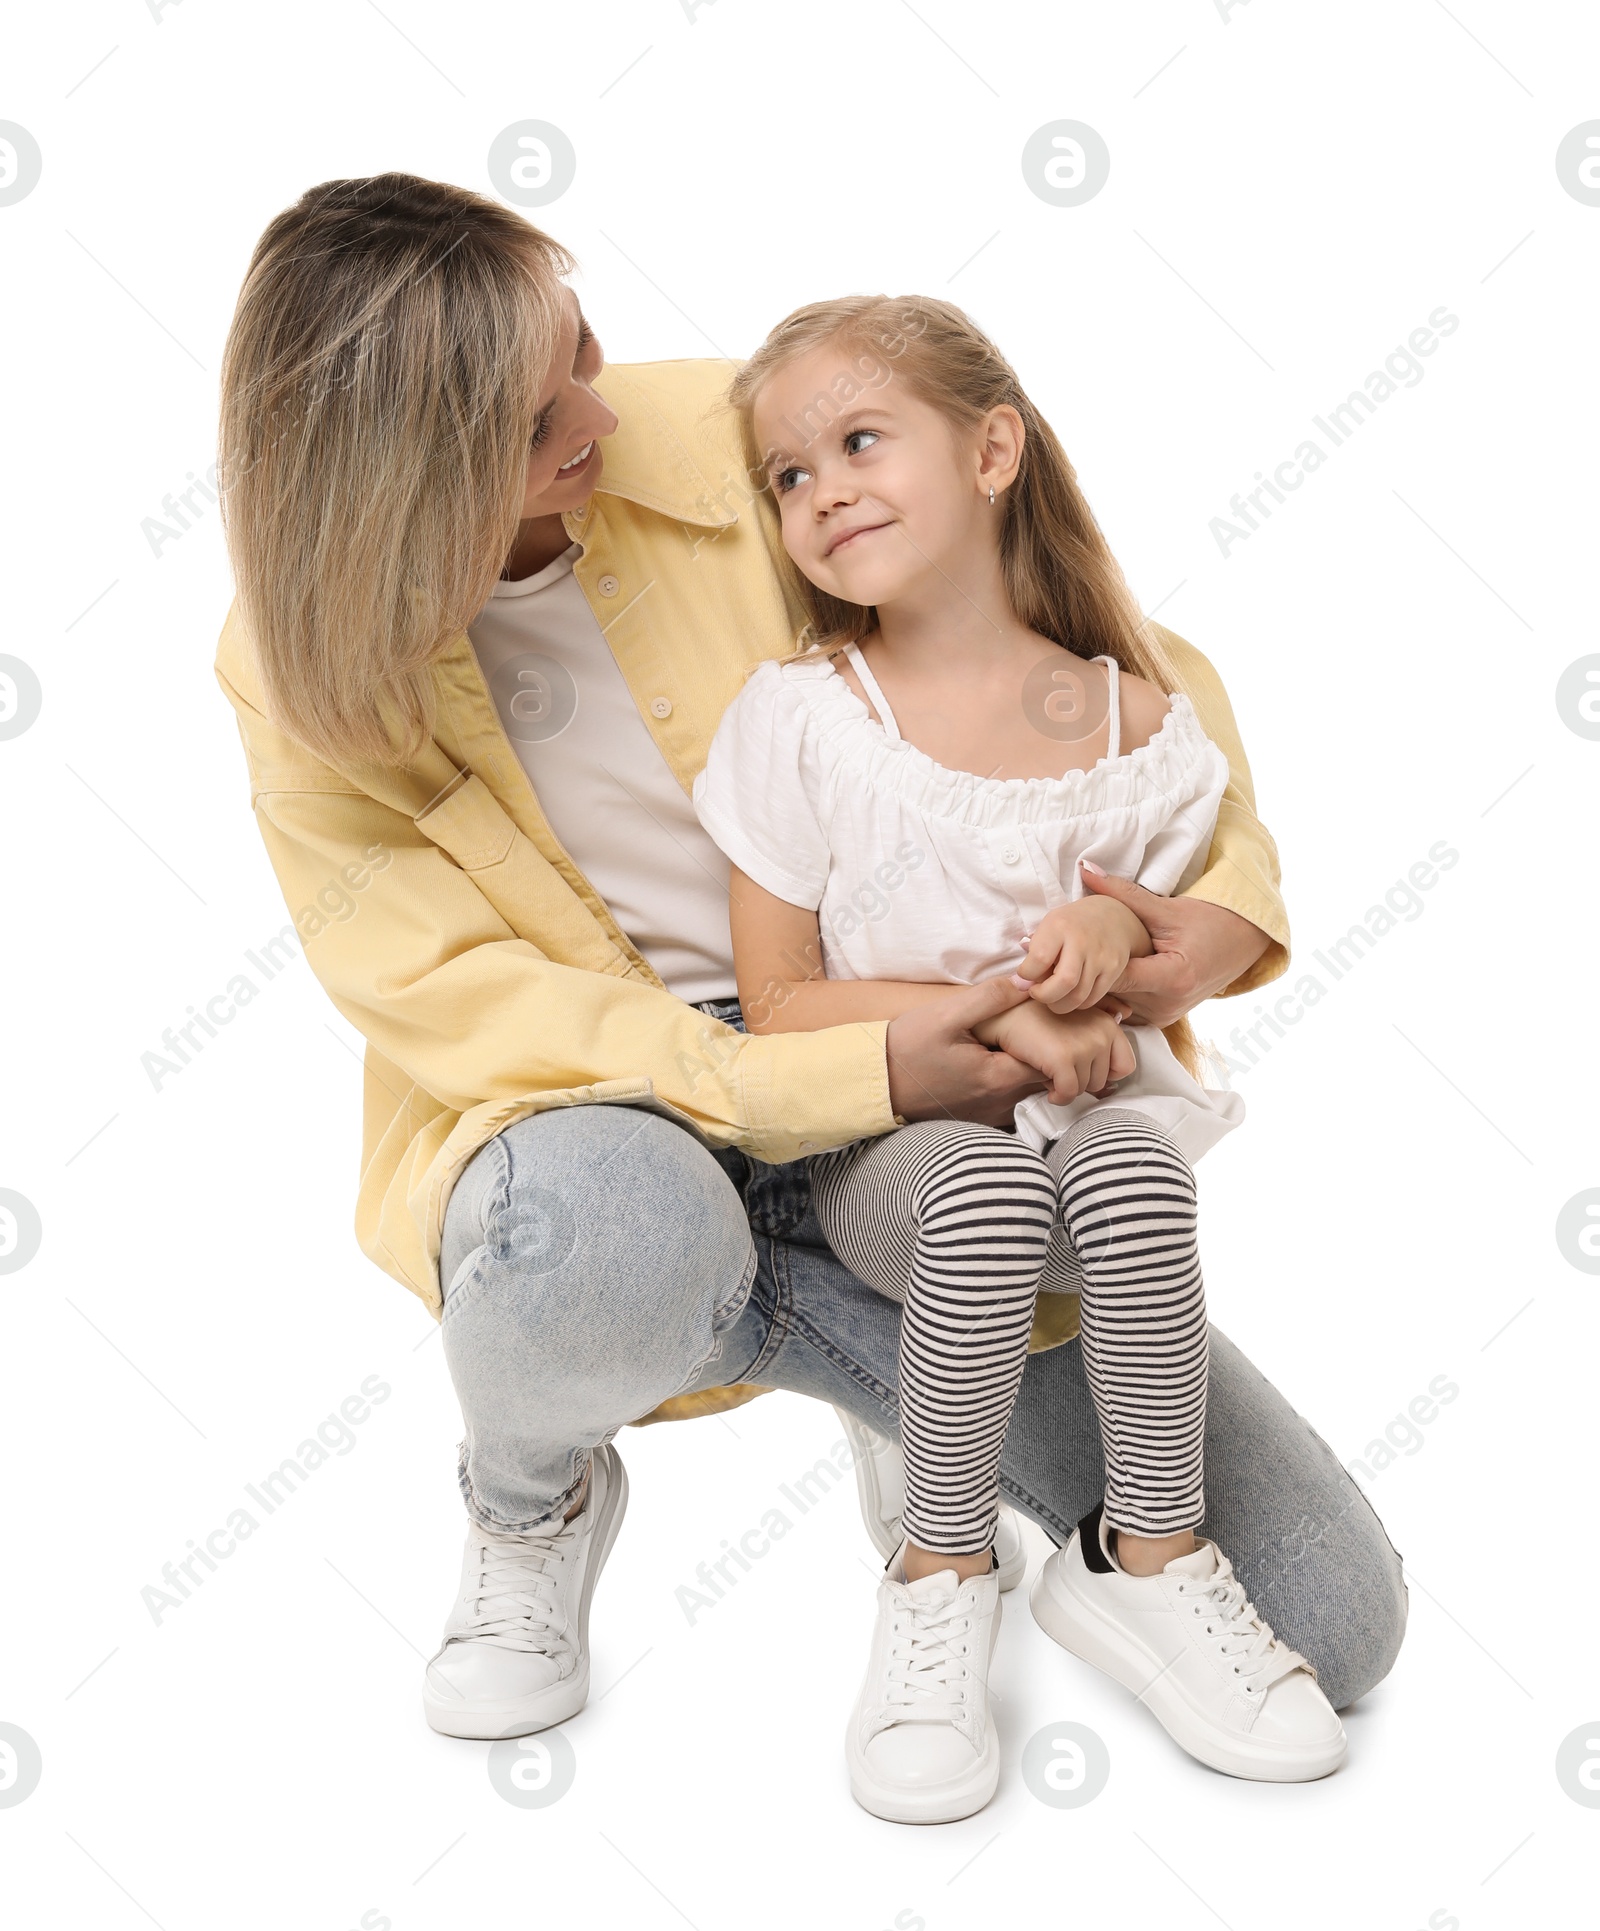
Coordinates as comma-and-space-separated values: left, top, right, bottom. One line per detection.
727, 294, 1183, 697
729, 295, 1203, 1074
218, 173, 573, 767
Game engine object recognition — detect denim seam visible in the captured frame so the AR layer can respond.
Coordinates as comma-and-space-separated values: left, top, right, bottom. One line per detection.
439, 1133, 513, 1327
456, 1441, 588, 1537
652, 1234, 765, 1402
712, 1235, 760, 1324
779, 1269, 1079, 1543
737, 1238, 796, 1387
996, 1472, 1073, 1545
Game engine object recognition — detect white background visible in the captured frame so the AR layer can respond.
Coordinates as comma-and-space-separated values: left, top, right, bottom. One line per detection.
2, 2, 1596, 1926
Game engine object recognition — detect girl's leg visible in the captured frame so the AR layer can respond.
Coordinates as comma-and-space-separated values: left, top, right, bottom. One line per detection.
1044, 1109, 1208, 1567
811, 1121, 1056, 1572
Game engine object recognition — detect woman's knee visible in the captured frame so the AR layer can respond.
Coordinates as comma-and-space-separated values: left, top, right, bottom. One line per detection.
1203, 1330, 1409, 1711
439, 1104, 757, 1387
1334, 1509, 1408, 1709
1263, 1488, 1408, 1712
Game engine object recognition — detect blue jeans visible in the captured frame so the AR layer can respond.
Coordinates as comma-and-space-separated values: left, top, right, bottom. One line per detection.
439, 1094, 1407, 1714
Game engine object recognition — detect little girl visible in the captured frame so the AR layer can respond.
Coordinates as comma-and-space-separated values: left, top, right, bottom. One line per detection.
693, 296, 1345, 1822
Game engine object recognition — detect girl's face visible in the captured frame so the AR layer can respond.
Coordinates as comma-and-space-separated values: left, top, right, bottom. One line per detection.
518, 289, 619, 519
752, 340, 1020, 609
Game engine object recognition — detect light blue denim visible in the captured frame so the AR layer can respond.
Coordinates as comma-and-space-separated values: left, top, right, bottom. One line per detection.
439, 1009, 1407, 1711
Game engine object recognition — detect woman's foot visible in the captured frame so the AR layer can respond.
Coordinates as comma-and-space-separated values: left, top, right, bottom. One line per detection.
846, 1544, 1002, 1823
1030, 1501, 1346, 1782
422, 1444, 628, 1740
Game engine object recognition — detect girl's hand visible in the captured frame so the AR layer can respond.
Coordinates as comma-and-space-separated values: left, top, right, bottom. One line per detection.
1077, 864, 1274, 1027
1009, 891, 1152, 1014
973, 1002, 1136, 1104
883, 976, 1048, 1127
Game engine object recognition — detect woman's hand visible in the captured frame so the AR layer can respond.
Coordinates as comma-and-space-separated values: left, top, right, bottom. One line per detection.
973, 1002, 1136, 1105
885, 977, 1049, 1127
1009, 893, 1152, 1014
1079, 864, 1273, 1027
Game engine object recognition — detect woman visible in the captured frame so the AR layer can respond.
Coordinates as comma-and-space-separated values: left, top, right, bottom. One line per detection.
213, 173, 1405, 1768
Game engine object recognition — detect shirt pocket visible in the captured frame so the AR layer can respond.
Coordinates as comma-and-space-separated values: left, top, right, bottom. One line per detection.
413, 773, 516, 872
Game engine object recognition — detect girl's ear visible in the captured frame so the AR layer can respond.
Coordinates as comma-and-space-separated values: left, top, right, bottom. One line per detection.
976, 404, 1026, 502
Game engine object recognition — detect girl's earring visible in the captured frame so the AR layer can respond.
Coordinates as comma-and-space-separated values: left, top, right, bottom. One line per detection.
988, 486, 996, 506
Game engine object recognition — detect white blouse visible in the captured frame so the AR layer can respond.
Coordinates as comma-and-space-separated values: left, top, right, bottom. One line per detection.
692, 644, 1245, 1164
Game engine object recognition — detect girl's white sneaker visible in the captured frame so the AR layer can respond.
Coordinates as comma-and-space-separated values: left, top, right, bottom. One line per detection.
1030, 1503, 1347, 1783
846, 1546, 1003, 1824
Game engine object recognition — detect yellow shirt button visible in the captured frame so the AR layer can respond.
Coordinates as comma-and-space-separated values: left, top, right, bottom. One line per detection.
649, 696, 673, 719
597, 573, 620, 597
799, 1141, 818, 1153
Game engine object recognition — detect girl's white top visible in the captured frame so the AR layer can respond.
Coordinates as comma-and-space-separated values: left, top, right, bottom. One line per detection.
693, 645, 1245, 1164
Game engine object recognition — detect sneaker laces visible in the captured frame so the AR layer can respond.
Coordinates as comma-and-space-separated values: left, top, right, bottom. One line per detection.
459, 1520, 580, 1654
1175, 1552, 1314, 1696
877, 1580, 977, 1727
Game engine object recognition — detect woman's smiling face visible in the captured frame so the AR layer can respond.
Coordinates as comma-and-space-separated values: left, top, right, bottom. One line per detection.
518, 289, 619, 519
753, 340, 1002, 609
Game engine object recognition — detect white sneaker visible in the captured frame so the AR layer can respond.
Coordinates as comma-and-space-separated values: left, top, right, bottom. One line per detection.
834, 1406, 1027, 1592
846, 1546, 1003, 1824
1030, 1502, 1347, 1782
422, 1443, 628, 1740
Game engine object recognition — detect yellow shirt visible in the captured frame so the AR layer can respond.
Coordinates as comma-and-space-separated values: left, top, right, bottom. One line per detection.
214, 358, 1290, 1425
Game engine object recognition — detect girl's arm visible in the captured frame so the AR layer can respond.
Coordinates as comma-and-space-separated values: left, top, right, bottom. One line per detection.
730, 866, 1136, 1100
730, 866, 961, 1034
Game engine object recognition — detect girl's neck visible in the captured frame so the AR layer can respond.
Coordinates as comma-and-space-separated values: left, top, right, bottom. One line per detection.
867, 542, 1032, 670
871, 585, 1029, 670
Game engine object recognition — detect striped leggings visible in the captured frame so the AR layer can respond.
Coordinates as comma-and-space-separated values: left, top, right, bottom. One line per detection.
809, 1110, 1208, 1555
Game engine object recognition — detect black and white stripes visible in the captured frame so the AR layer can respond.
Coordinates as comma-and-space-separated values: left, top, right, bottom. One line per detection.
810, 1112, 1208, 1554
1047, 1112, 1208, 1537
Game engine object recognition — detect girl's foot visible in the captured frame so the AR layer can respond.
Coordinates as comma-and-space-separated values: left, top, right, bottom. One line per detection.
845, 1543, 1002, 1823
833, 1407, 1028, 1591
1030, 1501, 1347, 1782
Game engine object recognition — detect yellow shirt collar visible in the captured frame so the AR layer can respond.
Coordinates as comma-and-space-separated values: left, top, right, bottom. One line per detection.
585, 362, 741, 530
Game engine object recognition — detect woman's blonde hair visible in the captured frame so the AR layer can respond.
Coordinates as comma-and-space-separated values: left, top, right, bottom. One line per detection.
729, 295, 1204, 1073
218, 173, 572, 767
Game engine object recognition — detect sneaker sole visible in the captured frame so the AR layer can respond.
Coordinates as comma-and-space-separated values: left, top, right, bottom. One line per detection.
422, 1446, 630, 1741
845, 1599, 1004, 1824
1029, 1545, 1347, 1784
835, 1407, 1027, 1593
847, 1729, 1002, 1825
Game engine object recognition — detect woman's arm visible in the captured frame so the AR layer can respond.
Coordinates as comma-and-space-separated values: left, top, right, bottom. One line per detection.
1151, 626, 1289, 1004
1066, 625, 1283, 1027
730, 867, 1135, 1108
1088, 873, 1272, 1028
217, 641, 906, 1165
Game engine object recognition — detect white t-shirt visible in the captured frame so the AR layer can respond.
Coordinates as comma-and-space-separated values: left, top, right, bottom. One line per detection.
469, 543, 738, 1004
693, 644, 1245, 1164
